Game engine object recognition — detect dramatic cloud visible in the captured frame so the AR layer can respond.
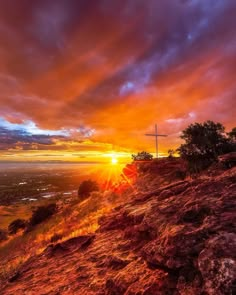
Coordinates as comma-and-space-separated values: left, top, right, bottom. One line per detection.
0, 127, 55, 149
0, 0, 235, 160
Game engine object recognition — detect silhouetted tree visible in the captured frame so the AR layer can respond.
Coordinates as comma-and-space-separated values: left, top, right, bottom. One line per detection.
28, 203, 57, 228
78, 180, 99, 200
132, 151, 153, 161
168, 149, 175, 158
228, 127, 236, 141
8, 219, 26, 235
0, 229, 7, 242
177, 121, 232, 172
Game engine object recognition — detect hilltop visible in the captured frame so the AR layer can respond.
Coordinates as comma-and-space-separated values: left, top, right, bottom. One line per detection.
1, 156, 236, 295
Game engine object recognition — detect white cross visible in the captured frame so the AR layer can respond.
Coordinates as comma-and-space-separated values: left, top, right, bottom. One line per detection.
145, 124, 167, 158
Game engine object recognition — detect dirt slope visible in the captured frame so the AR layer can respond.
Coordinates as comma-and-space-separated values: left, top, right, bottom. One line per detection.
1, 162, 236, 295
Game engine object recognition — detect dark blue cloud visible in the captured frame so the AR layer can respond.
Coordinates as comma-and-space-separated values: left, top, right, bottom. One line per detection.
0, 126, 62, 150
0, 0, 235, 151
0, 116, 97, 150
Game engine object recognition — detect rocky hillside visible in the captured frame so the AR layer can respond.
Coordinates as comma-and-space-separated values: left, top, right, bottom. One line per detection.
1, 158, 236, 295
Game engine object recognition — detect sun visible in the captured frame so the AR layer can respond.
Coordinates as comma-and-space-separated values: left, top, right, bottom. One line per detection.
111, 157, 118, 165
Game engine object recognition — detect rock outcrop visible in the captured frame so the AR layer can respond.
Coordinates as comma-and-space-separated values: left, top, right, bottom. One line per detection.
1, 161, 236, 295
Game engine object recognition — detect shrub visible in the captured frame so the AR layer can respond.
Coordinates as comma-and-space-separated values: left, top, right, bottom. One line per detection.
0, 229, 7, 242
8, 219, 26, 235
177, 121, 234, 173
168, 149, 175, 158
28, 203, 57, 227
228, 127, 236, 141
132, 151, 153, 161
78, 180, 99, 200
50, 233, 63, 243
218, 152, 236, 169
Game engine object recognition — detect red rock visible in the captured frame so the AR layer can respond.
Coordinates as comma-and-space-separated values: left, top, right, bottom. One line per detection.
198, 232, 236, 295
1, 162, 236, 295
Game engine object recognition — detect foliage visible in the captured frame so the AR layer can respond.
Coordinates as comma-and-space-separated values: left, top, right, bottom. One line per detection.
177, 121, 234, 172
28, 203, 57, 228
50, 233, 63, 243
78, 180, 99, 200
168, 149, 175, 158
132, 151, 153, 161
0, 229, 7, 242
8, 219, 26, 235
218, 152, 236, 169
228, 127, 236, 141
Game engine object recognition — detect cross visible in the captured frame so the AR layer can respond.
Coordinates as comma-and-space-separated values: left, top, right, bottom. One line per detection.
145, 124, 167, 158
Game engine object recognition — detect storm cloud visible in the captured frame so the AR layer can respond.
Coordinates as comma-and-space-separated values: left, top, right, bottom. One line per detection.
0, 0, 235, 156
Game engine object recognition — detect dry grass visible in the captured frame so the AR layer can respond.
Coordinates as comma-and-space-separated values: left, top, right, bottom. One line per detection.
0, 190, 126, 281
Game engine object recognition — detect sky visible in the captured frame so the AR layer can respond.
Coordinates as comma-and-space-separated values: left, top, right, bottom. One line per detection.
0, 0, 235, 162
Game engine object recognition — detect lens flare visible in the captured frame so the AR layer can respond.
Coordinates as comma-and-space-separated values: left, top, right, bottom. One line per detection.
111, 157, 118, 165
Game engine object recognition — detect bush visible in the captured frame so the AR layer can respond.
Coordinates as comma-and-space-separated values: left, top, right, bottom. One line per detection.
177, 121, 234, 173
78, 180, 99, 200
50, 233, 63, 243
8, 219, 26, 235
28, 203, 57, 227
132, 151, 153, 161
0, 229, 7, 242
168, 149, 175, 158
218, 152, 236, 169
228, 127, 236, 141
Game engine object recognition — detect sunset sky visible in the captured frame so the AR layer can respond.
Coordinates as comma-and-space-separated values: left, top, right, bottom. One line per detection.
0, 0, 235, 162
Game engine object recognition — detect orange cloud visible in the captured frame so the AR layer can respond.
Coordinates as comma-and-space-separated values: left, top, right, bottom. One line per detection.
0, 0, 235, 161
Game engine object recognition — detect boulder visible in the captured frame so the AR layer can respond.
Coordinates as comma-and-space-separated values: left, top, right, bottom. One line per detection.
198, 232, 236, 295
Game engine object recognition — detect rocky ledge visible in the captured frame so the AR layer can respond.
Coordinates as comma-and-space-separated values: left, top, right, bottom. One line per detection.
1, 162, 236, 295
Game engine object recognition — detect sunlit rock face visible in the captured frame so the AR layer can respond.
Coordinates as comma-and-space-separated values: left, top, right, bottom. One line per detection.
198, 233, 236, 295
1, 159, 236, 294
